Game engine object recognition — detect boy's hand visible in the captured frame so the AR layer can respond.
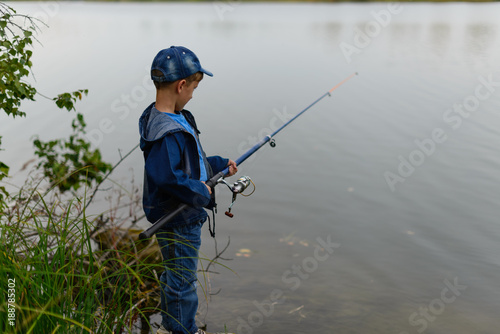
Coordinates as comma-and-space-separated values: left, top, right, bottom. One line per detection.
202, 182, 212, 195
227, 160, 238, 177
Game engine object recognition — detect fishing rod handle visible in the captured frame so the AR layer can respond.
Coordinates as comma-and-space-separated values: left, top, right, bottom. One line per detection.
139, 204, 189, 239
139, 171, 226, 240
206, 171, 226, 188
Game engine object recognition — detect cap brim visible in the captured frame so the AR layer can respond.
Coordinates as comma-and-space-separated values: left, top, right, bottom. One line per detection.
200, 67, 213, 77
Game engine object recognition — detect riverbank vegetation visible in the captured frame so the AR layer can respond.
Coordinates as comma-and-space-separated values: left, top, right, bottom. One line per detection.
1, 181, 164, 333
1, 3, 229, 333
0, 3, 164, 333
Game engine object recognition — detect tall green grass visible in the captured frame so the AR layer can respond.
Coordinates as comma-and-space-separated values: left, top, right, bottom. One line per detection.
0, 181, 165, 333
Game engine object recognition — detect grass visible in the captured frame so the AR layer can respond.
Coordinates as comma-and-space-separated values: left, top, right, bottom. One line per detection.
0, 172, 235, 334
0, 178, 165, 333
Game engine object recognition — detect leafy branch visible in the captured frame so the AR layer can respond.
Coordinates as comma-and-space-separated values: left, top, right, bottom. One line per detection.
53, 89, 89, 111
33, 111, 112, 193
0, 3, 37, 118
1, 2, 111, 198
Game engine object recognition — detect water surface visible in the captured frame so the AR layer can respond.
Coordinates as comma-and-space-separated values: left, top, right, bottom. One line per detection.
2, 2, 500, 333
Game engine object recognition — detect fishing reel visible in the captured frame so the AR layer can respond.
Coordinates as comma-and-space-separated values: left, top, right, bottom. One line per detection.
217, 176, 255, 218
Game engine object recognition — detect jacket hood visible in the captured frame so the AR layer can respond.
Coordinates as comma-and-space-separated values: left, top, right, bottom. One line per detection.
139, 102, 185, 151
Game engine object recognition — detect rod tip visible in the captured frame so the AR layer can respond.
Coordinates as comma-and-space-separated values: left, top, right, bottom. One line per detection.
355, 72, 359, 75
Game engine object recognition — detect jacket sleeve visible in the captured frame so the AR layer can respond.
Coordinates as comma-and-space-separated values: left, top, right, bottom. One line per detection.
207, 156, 229, 174
145, 134, 211, 208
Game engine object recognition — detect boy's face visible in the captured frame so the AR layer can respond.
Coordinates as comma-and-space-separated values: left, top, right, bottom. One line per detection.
176, 80, 199, 111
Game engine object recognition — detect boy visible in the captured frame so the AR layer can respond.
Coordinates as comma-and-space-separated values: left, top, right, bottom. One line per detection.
139, 46, 237, 334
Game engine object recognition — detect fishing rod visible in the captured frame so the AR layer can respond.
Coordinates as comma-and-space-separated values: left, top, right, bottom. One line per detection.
139, 72, 358, 240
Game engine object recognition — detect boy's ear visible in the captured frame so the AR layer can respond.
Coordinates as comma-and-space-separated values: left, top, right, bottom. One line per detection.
176, 79, 187, 94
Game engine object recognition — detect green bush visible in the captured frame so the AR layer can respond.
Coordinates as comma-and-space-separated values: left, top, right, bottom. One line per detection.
1, 3, 111, 197
0, 183, 164, 334
1, 4, 162, 333
0, 4, 231, 333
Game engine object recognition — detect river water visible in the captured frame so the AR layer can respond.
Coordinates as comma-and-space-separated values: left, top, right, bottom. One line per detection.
2, 2, 500, 333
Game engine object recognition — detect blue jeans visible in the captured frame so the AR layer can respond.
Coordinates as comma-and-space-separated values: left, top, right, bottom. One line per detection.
157, 220, 204, 334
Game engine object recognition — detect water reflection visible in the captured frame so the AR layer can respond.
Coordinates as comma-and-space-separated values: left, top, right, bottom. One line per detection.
465, 23, 497, 63
429, 23, 451, 58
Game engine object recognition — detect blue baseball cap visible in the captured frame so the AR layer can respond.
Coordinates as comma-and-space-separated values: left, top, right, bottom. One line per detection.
151, 46, 213, 82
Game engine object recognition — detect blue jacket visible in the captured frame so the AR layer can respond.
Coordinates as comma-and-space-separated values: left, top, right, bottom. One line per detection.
139, 102, 228, 227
